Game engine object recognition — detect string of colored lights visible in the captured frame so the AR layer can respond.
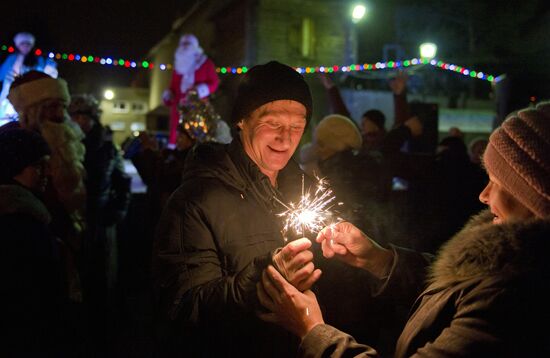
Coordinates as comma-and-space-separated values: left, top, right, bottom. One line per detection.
1, 44, 498, 82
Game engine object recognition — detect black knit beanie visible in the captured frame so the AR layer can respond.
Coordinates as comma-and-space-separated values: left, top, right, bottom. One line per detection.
230, 61, 313, 126
0, 128, 51, 180
361, 109, 386, 131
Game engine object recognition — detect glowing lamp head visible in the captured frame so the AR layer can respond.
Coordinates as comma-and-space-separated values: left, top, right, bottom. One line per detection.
420, 43, 437, 59
351, 4, 367, 23
104, 89, 115, 100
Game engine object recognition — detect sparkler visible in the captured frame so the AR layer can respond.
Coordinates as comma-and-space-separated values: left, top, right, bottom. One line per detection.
275, 174, 342, 241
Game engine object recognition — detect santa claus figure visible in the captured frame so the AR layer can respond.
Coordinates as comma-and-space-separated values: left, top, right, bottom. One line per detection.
163, 34, 219, 146
0, 32, 58, 120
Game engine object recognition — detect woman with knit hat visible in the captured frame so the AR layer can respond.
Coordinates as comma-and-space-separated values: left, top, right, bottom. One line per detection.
257, 102, 550, 357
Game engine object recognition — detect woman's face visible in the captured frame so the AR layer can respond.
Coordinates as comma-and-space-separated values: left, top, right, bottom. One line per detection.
479, 174, 534, 224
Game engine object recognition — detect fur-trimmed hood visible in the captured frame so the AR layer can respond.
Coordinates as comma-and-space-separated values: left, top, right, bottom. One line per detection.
0, 185, 51, 224
428, 209, 550, 287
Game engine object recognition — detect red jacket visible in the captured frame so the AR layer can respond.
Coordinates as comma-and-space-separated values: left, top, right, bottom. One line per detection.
164, 58, 219, 145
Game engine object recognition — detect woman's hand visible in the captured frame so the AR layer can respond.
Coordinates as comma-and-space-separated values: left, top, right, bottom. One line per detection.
316, 222, 394, 279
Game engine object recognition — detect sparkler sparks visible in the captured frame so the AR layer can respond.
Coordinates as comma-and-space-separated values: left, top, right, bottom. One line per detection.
275, 175, 342, 240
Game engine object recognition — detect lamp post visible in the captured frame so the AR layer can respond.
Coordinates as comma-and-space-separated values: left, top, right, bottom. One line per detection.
344, 3, 368, 65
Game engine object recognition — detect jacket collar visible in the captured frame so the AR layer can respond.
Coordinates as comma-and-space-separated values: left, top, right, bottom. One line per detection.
0, 184, 51, 224
428, 209, 550, 288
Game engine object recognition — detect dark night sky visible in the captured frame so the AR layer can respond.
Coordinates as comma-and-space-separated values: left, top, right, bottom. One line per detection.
1, 0, 193, 96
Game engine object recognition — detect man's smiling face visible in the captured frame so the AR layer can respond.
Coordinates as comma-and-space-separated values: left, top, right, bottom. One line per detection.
239, 100, 306, 183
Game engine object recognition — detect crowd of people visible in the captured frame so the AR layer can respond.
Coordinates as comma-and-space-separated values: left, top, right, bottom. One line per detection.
1, 31, 549, 358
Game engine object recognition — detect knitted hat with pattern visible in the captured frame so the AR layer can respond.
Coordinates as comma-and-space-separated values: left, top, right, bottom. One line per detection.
483, 101, 550, 218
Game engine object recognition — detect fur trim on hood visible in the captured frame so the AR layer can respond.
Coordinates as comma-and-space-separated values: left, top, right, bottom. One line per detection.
428, 209, 550, 287
0, 185, 51, 224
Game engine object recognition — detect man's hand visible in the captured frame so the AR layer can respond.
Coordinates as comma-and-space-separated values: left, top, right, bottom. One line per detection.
316, 222, 394, 279
389, 71, 408, 95
318, 73, 335, 90
257, 265, 324, 339
272, 238, 322, 292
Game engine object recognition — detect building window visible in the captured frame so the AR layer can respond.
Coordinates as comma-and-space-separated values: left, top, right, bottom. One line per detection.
112, 101, 130, 114
301, 17, 315, 59
109, 121, 126, 131
131, 102, 147, 114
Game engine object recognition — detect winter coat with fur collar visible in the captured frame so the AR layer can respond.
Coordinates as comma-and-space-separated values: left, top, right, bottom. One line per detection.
300, 210, 550, 357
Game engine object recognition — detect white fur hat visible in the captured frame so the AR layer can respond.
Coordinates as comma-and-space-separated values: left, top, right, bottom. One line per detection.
14, 32, 35, 48
8, 72, 70, 114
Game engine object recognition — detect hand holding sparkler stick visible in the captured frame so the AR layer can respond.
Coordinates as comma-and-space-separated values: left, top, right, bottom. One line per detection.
316, 222, 395, 280
272, 238, 322, 292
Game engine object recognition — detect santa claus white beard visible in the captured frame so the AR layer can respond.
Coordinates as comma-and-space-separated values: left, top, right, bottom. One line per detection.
175, 47, 200, 93
174, 47, 198, 75
40, 120, 87, 213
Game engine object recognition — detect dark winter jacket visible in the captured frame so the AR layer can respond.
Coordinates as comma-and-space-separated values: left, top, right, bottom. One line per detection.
131, 146, 190, 216
0, 183, 66, 355
299, 210, 550, 357
83, 124, 131, 227
153, 137, 308, 357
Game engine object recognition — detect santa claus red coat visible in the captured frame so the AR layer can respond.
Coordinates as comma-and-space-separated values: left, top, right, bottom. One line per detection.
163, 35, 219, 145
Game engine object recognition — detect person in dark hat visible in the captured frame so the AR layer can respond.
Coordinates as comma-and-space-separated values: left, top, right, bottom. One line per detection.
152, 61, 322, 357
0, 128, 68, 356
68, 93, 131, 351
6, 70, 87, 303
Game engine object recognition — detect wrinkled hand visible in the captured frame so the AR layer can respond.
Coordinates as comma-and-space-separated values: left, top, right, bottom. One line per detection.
257, 265, 324, 339
404, 116, 423, 137
316, 222, 394, 279
389, 71, 408, 95
272, 238, 322, 292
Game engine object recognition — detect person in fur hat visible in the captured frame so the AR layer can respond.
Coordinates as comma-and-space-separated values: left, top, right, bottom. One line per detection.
4, 70, 86, 302
162, 34, 219, 147
257, 101, 550, 357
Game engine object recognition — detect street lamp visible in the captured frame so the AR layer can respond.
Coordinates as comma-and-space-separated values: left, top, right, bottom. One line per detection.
419, 42, 437, 60
345, 3, 368, 65
351, 4, 367, 23
104, 89, 115, 100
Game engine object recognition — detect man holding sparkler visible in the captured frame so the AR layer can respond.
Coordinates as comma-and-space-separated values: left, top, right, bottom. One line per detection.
152, 61, 322, 357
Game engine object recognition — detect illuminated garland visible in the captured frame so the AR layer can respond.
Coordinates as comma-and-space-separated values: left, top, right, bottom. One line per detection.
1, 44, 498, 82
